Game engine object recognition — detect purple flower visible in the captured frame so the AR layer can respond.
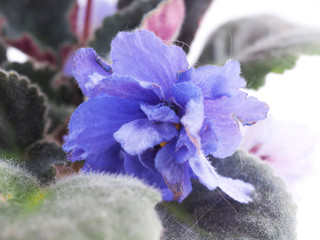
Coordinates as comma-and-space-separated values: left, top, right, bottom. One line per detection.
63, 30, 269, 203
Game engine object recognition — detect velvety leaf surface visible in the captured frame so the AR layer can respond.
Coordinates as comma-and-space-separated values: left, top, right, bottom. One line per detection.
90, 0, 161, 56
177, 0, 214, 53
157, 150, 297, 240
199, 16, 320, 89
3, 61, 83, 105
0, 70, 46, 155
3, 61, 57, 100
0, 160, 41, 217
141, 0, 185, 43
0, 161, 163, 240
24, 142, 69, 183
0, 0, 76, 50
0, 42, 6, 64
118, 0, 137, 9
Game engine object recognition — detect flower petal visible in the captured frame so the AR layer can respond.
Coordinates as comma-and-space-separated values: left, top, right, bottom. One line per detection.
122, 151, 172, 201
199, 118, 218, 155
140, 103, 179, 123
204, 91, 269, 158
171, 81, 202, 108
99, 75, 160, 104
189, 154, 254, 203
155, 140, 192, 202
63, 96, 145, 172
172, 82, 204, 156
178, 60, 246, 99
113, 119, 178, 155
73, 48, 112, 98
111, 30, 189, 99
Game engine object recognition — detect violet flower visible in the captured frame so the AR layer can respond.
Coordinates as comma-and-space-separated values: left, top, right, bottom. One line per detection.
63, 30, 269, 202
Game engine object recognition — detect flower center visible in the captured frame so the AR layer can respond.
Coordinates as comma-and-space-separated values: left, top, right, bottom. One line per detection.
159, 123, 181, 147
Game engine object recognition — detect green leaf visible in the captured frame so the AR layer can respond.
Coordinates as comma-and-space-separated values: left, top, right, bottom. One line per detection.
198, 15, 320, 89
0, 42, 6, 64
90, 0, 161, 56
0, 160, 41, 217
3, 61, 57, 100
158, 150, 297, 240
117, 0, 137, 9
0, 161, 163, 240
3, 61, 83, 105
0, 0, 76, 50
0, 70, 46, 155
178, 0, 214, 53
24, 142, 69, 183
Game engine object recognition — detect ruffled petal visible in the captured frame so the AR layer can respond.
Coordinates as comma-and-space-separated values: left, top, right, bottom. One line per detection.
178, 60, 246, 99
113, 119, 178, 155
123, 151, 173, 201
63, 96, 144, 172
99, 75, 160, 104
155, 140, 192, 202
140, 103, 179, 123
204, 91, 269, 158
189, 153, 254, 203
171, 81, 202, 108
111, 30, 189, 99
172, 82, 204, 158
199, 118, 218, 155
73, 48, 112, 98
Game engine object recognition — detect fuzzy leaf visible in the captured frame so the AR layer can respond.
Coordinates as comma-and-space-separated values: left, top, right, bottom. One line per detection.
0, 0, 76, 50
158, 150, 297, 240
0, 160, 41, 217
0, 70, 46, 156
199, 16, 320, 89
141, 0, 185, 43
90, 0, 161, 56
3, 61, 57, 100
177, 0, 214, 53
24, 142, 69, 183
0, 161, 162, 240
0, 42, 6, 64
118, 0, 137, 9
3, 61, 83, 105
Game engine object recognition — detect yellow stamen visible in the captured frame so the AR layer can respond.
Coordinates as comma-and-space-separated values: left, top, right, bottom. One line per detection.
160, 142, 168, 147
175, 123, 181, 130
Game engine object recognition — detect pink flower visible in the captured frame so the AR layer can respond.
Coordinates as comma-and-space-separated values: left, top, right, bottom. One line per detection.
240, 116, 319, 200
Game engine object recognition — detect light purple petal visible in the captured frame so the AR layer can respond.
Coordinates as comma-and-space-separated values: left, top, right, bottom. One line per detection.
122, 151, 172, 200
171, 81, 202, 108
204, 91, 269, 158
178, 60, 246, 99
199, 118, 218, 155
113, 119, 178, 155
63, 96, 144, 172
180, 98, 204, 144
189, 153, 254, 203
111, 30, 189, 99
155, 140, 192, 202
140, 103, 179, 123
73, 48, 112, 98
98, 75, 160, 104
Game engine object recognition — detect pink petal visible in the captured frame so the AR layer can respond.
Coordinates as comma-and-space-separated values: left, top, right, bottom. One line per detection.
141, 0, 185, 44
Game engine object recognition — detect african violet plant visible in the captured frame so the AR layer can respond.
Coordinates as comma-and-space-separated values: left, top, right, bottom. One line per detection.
1, 0, 319, 239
